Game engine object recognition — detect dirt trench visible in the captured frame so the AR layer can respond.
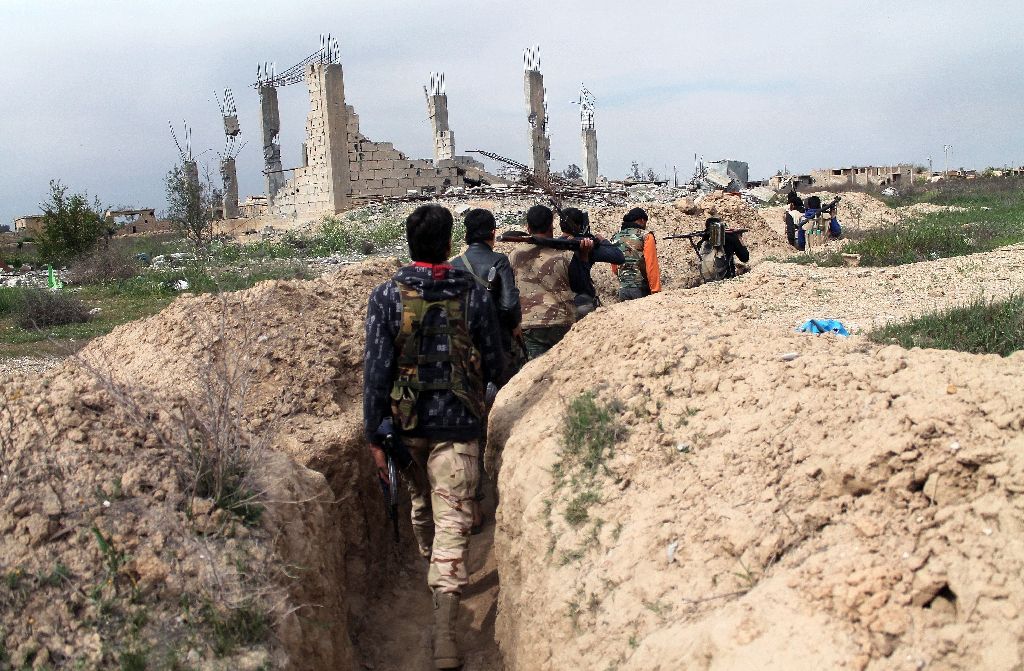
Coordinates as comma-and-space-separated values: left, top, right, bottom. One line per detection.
351, 483, 504, 671
0, 258, 506, 669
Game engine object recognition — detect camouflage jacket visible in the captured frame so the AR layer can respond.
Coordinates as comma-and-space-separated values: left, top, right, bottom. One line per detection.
508, 245, 576, 328
610, 227, 647, 290
363, 265, 503, 443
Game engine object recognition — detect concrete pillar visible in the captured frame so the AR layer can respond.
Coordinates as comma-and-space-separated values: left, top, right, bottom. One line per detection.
306, 61, 350, 214
258, 85, 286, 203
427, 94, 455, 162
220, 157, 239, 219
582, 127, 598, 187
183, 160, 200, 193
524, 69, 550, 178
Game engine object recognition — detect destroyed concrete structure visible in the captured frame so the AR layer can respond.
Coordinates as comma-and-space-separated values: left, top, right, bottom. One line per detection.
220, 157, 239, 219
249, 38, 498, 217
768, 164, 914, 192
270, 60, 351, 216
579, 85, 598, 187
104, 208, 173, 235
810, 164, 913, 189
13, 215, 44, 236
217, 88, 242, 219
706, 159, 749, 190
426, 72, 454, 162
523, 46, 551, 178
257, 81, 287, 205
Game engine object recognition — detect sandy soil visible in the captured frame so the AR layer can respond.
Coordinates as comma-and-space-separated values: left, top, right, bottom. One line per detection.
489, 243, 1024, 671
4, 191, 1021, 670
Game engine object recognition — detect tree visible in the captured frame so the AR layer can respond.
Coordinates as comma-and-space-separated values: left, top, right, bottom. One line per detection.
561, 164, 583, 182
36, 180, 108, 263
165, 162, 218, 245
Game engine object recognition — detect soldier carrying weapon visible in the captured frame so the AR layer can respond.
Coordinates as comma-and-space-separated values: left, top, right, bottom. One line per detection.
665, 217, 750, 283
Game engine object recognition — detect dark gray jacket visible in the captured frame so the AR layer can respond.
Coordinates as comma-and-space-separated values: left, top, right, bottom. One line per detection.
450, 242, 522, 335
568, 237, 626, 299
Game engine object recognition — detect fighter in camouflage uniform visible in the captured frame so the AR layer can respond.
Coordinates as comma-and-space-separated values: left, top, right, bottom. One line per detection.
610, 207, 662, 300
509, 205, 593, 359
363, 204, 503, 669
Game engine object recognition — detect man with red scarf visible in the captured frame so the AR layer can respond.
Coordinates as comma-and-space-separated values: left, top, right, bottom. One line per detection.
363, 204, 503, 669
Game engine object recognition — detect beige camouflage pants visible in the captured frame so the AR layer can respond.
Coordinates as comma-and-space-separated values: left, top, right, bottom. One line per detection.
401, 438, 479, 594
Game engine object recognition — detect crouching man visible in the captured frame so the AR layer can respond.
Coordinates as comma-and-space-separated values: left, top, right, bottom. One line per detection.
363, 204, 504, 669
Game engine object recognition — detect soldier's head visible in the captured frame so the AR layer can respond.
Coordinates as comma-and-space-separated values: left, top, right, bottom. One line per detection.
559, 208, 590, 237
406, 204, 453, 263
526, 204, 554, 235
464, 208, 497, 247
806, 195, 822, 210
787, 191, 804, 211
622, 207, 649, 229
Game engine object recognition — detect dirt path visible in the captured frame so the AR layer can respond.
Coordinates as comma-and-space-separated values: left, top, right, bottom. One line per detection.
355, 485, 504, 670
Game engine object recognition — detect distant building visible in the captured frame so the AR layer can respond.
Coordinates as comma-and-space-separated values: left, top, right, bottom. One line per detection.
809, 164, 913, 189
104, 209, 173, 235
13, 215, 45, 236
769, 172, 814, 191
239, 195, 268, 218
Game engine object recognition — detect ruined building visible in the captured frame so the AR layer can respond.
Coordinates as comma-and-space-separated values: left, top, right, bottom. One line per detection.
523, 46, 551, 178
253, 38, 497, 218
809, 164, 914, 189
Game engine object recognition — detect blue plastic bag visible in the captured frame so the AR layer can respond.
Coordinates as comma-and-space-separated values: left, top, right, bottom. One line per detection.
797, 319, 849, 336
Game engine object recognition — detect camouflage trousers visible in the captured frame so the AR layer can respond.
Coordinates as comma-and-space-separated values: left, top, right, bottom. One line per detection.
522, 325, 570, 360
401, 438, 479, 595
618, 286, 647, 301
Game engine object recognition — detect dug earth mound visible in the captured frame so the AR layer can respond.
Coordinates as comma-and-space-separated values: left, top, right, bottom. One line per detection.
0, 259, 405, 669
490, 247, 1024, 670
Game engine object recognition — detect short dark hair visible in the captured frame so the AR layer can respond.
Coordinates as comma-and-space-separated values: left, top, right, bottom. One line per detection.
559, 207, 590, 236
806, 195, 822, 210
526, 204, 554, 233
464, 208, 496, 244
406, 204, 453, 262
622, 207, 648, 227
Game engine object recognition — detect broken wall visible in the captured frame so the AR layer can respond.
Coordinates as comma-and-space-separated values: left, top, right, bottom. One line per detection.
272, 62, 350, 217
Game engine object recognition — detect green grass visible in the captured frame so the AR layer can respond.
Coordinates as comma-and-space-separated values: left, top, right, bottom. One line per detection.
288, 207, 407, 256
870, 293, 1024, 356
0, 287, 25, 317
559, 392, 628, 481
203, 603, 270, 656
564, 491, 601, 527
0, 261, 311, 356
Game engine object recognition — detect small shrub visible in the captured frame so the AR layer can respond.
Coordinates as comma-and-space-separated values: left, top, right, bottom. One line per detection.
36, 180, 109, 263
16, 289, 91, 329
870, 293, 1024, 356
67, 246, 141, 284
305, 208, 405, 256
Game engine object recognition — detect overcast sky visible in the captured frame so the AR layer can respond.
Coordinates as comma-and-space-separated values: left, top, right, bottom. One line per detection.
2, 0, 1023, 224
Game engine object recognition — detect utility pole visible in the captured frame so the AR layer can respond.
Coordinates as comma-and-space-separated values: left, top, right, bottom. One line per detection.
927, 155, 933, 176
943, 144, 952, 177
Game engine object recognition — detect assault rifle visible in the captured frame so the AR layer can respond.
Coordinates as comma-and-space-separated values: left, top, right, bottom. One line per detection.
497, 230, 583, 251
663, 226, 748, 256
373, 418, 413, 543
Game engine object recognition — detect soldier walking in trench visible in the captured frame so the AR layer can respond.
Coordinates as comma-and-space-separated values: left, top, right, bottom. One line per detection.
363, 204, 504, 669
